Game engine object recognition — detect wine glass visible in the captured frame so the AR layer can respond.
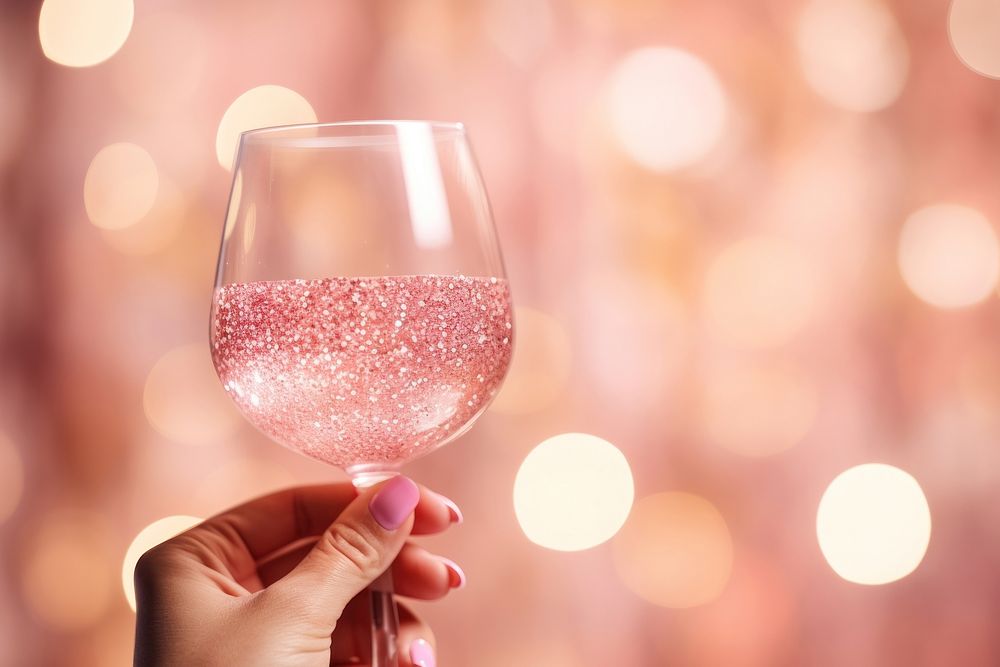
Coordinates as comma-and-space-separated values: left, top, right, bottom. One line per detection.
209, 121, 513, 666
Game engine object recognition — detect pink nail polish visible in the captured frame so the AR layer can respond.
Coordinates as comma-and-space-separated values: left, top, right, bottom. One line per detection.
436, 492, 464, 524
410, 638, 435, 667
369, 476, 419, 530
439, 556, 467, 589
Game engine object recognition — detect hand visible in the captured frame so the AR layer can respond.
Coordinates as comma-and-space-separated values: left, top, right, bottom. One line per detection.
133, 476, 464, 667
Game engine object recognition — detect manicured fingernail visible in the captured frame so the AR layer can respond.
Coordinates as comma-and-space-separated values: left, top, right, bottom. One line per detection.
410, 638, 435, 667
439, 556, 466, 589
436, 492, 464, 524
369, 476, 419, 530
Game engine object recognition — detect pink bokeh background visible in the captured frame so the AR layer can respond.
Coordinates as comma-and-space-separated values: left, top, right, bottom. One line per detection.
3, 0, 1000, 664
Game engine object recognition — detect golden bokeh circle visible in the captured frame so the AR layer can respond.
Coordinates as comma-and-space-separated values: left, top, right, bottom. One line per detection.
949, 0, 1000, 79
39, 0, 133, 68
84, 142, 159, 230
607, 47, 727, 171
215, 85, 317, 169
122, 515, 202, 611
143, 344, 242, 446
514, 433, 634, 551
898, 204, 1000, 309
613, 492, 733, 608
490, 307, 571, 415
21, 509, 117, 629
817, 463, 931, 585
703, 237, 817, 348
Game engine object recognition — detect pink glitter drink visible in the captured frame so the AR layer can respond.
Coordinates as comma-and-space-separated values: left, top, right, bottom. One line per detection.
211, 275, 513, 472
214, 122, 513, 664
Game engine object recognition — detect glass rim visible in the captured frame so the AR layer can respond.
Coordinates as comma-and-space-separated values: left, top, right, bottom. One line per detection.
240, 120, 466, 143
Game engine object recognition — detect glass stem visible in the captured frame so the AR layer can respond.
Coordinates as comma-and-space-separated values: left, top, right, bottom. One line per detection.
349, 469, 401, 666
369, 568, 400, 667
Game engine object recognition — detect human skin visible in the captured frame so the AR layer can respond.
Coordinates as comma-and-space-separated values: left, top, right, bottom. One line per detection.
133, 477, 463, 667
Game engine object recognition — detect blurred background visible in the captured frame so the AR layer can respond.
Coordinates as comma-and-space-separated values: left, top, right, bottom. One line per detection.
3, 0, 1000, 664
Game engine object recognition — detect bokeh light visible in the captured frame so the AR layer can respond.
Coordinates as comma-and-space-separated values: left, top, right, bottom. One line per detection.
143, 344, 242, 446
38, 0, 134, 68
215, 85, 317, 169
99, 176, 183, 255
514, 433, 634, 551
607, 47, 727, 171
796, 0, 908, 112
613, 492, 733, 608
490, 307, 571, 415
702, 237, 818, 348
949, 0, 1000, 79
84, 142, 159, 231
21, 510, 117, 630
699, 360, 818, 457
898, 204, 999, 309
9, 0, 1000, 662
122, 515, 202, 612
0, 431, 23, 525
817, 463, 931, 585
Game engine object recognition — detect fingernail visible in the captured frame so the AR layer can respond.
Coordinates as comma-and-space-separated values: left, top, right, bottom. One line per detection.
436, 492, 464, 525
369, 476, 419, 530
439, 556, 467, 589
410, 638, 435, 667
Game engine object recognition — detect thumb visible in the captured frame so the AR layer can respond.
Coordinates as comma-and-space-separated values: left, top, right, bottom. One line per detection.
268, 475, 420, 624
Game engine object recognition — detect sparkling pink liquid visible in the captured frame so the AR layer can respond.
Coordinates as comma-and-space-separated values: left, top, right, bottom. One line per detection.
211, 275, 513, 470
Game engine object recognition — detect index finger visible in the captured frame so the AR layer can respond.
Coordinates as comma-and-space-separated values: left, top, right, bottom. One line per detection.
193, 481, 458, 566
